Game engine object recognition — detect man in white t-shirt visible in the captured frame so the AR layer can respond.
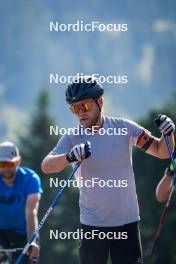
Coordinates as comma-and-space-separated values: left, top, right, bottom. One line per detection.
41, 76, 175, 264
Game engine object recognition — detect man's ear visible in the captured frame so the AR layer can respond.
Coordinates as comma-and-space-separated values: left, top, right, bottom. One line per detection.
97, 96, 104, 109
15, 156, 22, 167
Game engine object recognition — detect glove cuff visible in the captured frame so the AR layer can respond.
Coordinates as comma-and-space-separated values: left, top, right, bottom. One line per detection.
66, 153, 73, 163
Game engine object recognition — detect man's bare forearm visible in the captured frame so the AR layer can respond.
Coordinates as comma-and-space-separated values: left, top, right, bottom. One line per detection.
156, 174, 172, 203
146, 133, 175, 159
26, 209, 38, 240
41, 153, 70, 174
157, 133, 175, 158
26, 194, 41, 241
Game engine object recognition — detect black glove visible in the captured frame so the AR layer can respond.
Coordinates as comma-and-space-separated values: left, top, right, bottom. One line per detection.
155, 114, 175, 136
66, 141, 91, 163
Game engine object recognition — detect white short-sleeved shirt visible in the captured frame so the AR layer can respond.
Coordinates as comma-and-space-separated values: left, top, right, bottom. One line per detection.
52, 116, 144, 227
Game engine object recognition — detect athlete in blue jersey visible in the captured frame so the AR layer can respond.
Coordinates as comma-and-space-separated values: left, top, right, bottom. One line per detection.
0, 141, 43, 263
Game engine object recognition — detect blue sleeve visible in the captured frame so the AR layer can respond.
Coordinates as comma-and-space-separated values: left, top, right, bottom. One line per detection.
25, 172, 43, 196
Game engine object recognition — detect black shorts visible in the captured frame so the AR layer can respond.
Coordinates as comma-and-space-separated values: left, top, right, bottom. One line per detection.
79, 221, 143, 264
0, 230, 29, 264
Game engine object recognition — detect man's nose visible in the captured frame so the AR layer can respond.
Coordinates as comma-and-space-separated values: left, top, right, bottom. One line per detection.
78, 107, 87, 116
79, 108, 85, 114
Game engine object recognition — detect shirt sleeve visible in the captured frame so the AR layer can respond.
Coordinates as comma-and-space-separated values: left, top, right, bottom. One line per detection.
124, 119, 144, 146
25, 172, 43, 196
51, 134, 73, 155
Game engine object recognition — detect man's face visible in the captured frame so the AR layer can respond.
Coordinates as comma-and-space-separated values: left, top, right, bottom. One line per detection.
70, 98, 102, 128
0, 161, 17, 179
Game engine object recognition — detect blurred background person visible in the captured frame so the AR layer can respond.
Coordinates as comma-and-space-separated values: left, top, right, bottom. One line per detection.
0, 141, 43, 263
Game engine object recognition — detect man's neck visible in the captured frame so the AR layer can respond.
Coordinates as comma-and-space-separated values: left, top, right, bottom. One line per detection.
97, 114, 104, 128
92, 114, 104, 131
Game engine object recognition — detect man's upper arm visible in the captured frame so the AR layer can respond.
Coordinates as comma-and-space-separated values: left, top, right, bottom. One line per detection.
144, 137, 161, 157
136, 129, 155, 152
123, 119, 147, 147
124, 119, 155, 153
25, 170, 43, 197
135, 128, 165, 158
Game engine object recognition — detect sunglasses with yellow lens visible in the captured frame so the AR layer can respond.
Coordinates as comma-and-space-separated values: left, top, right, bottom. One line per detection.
0, 161, 16, 169
70, 100, 94, 115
